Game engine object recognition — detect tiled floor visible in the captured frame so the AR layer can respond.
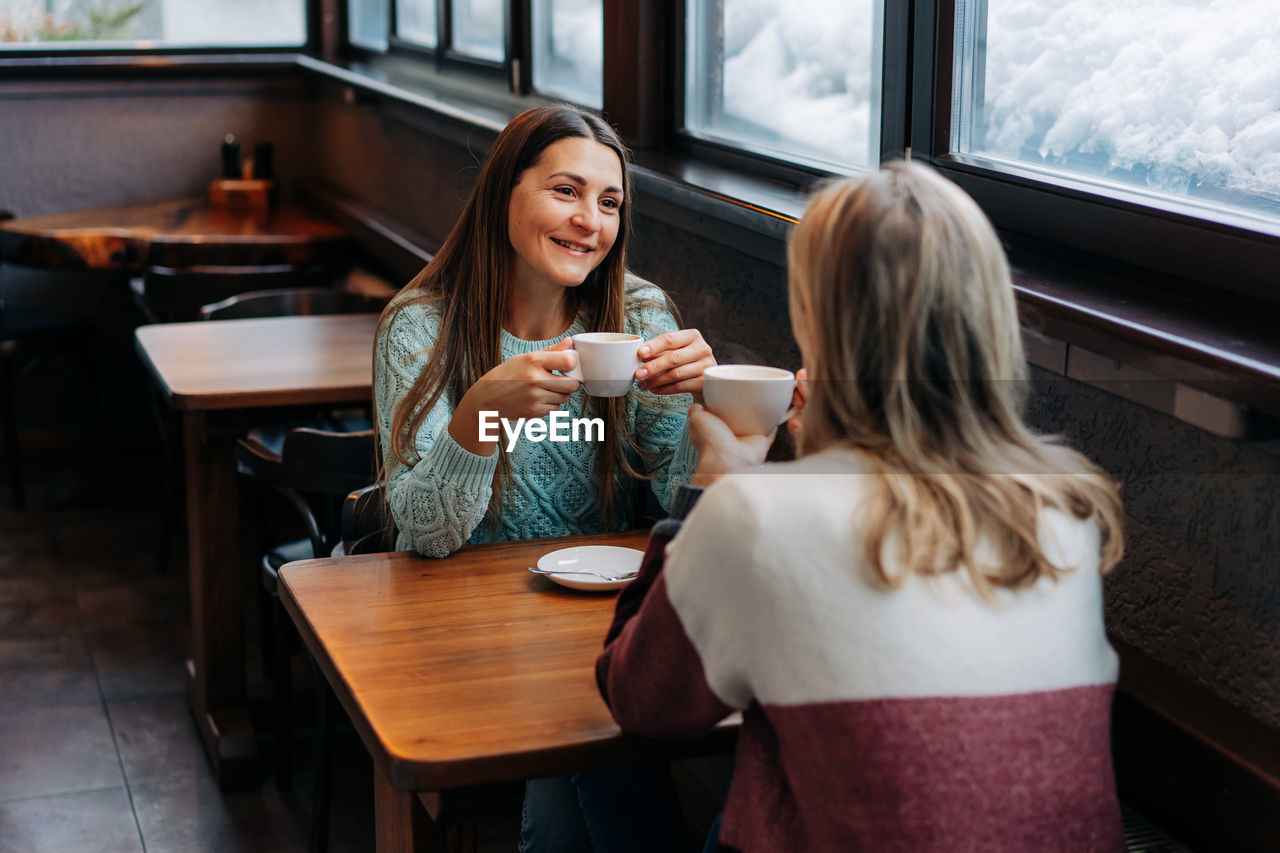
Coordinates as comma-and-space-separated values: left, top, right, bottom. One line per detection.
0, 453, 395, 852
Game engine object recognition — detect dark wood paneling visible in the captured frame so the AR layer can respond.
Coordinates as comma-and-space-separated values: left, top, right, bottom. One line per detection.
603, 0, 665, 149
1112, 638, 1280, 852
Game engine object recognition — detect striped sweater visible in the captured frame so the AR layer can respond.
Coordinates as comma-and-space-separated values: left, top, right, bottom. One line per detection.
596, 448, 1125, 852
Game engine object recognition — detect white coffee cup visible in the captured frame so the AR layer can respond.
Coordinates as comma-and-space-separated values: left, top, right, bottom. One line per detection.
702, 364, 796, 436
564, 332, 643, 397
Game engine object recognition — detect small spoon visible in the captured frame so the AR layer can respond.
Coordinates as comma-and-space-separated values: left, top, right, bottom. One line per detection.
527, 566, 639, 582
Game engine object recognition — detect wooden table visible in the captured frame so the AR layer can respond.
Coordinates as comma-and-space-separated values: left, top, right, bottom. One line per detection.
0, 195, 349, 270
135, 313, 379, 789
279, 531, 740, 853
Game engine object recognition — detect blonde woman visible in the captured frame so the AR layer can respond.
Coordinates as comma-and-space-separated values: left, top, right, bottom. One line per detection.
597, 162, 1126, 852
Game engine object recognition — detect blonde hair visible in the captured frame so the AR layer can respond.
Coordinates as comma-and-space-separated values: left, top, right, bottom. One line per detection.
788, 162, 1123, 595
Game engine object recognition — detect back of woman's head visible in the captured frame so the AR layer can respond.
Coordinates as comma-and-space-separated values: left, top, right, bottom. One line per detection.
788, 161, 1123, 592
789, 161, 1025, 463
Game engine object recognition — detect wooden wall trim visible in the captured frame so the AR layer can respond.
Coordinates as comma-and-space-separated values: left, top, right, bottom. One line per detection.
1111, 637, 1280, 852
298, 183, 434, 285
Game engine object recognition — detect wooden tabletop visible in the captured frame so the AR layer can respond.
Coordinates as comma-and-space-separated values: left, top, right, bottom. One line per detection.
279, 530, 739, 793
134, 313, 378, 411
0, 196, 349, 270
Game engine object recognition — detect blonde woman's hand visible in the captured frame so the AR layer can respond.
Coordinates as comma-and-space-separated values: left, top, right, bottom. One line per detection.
635, 329, 716, 398
787, 368, 808, 440
688, 403, 773, 488
450, 339, 581, 454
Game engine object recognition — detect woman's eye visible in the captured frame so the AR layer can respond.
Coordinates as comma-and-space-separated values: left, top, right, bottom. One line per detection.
554, 186, 575, 197
601, 198, 620, 210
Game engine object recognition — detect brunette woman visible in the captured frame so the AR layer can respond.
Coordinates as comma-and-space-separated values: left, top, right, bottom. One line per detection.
375, 104, 710, 851
375, 104, 713, 559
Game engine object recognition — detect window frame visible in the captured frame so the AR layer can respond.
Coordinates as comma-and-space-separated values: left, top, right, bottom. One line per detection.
911, 0, 1280, 304
346, 0, 515, 88
6, 0, 1275, 305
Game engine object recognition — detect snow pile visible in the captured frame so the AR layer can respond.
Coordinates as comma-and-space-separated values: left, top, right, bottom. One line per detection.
977, 0, 1279, 207
716, 0, 877, 169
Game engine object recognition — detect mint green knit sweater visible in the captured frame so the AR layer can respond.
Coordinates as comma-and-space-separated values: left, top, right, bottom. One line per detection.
374, 278, 698, 557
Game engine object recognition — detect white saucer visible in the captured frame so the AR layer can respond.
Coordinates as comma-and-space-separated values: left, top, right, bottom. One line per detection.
535, 545, 644, 592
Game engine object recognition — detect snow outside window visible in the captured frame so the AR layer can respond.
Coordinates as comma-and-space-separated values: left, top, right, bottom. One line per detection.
952, 0, 1280, 225
0, 0, 305, 47
531, 0, 602, 108
397, 0, 438, 49
684, 0, 882, 173
452, 0, 504, 62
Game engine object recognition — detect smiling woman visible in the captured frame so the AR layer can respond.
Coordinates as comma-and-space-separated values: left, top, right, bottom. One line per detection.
372, 102, 716, 851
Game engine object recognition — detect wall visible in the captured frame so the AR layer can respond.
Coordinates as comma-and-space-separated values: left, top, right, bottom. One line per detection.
0, 75, 312, 217
1029, 372, 1280, 726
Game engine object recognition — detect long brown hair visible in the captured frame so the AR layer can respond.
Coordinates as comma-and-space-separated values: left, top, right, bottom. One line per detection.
788, 162, 1124, 595
378, 104, 651, 528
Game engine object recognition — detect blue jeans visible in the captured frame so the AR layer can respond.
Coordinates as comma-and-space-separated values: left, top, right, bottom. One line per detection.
519, 765, 686, 852
702, 813, 722, 853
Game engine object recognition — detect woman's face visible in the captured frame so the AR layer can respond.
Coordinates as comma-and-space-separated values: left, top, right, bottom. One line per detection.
507, 136, 624, 297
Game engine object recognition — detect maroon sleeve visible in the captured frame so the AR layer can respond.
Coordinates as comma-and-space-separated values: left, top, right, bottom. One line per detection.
596, 516, 733, 738
601, 520, 677, 648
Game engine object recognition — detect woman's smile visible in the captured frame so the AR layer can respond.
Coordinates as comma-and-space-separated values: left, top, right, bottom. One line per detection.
551, 236, 595, 255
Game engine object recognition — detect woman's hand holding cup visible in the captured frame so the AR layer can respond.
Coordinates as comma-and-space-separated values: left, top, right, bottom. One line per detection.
688, 403, 773, 487
787, 368, 808, 440
636, 329, 716, 397
450, 339, 581, 454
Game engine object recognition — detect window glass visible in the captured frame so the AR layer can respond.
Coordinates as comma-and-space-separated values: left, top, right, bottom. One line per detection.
953, 0, 1280, 224
0, 0, 304, 47
396, 0, 437, 48
348, 0, 389, 51
531, 0, 603, 108
452, 0, 504, 62
685, 0, 882, 172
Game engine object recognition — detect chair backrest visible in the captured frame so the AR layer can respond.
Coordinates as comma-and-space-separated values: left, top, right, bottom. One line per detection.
341, 483, 397, 555
236, 427, 377, 558
140, 264, 337, 323
201, 286, 388, 321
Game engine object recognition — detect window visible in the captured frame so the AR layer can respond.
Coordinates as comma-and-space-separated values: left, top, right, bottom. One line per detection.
349, 0, 391, 51
530, 0, 602, 108
451, 0, 504, 62
950, 0, 1280, 228
684, 0, 883, 173
396, 0, 439, 49
0, 0, 305, 47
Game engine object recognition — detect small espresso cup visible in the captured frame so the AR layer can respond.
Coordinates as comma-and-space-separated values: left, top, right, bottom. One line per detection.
564, 332, 643, 397
702, 364, 796, 436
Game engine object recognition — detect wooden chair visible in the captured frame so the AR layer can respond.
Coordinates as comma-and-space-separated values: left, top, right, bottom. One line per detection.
0, 210, 103, 509
339, 482, 396, 556
235, 427, 376, 851
133, 263, 339, 324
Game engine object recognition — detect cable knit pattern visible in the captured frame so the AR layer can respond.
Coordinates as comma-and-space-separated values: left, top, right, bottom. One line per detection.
375, 277, 698, 557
